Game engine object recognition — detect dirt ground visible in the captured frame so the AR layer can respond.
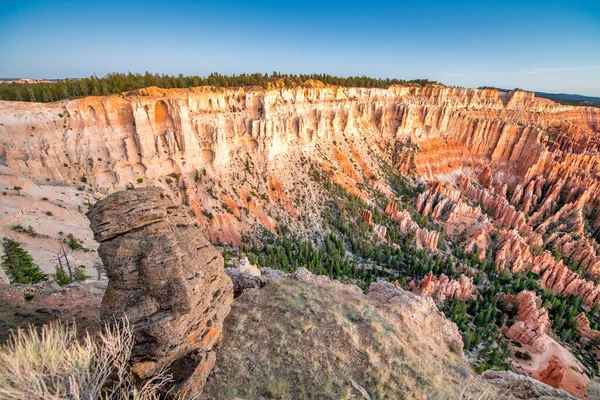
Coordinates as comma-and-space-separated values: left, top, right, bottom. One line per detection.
510, 336, 590, 399
0, 279, 105, 344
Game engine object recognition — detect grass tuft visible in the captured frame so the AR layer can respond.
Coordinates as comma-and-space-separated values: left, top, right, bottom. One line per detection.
0, 318, 170, 400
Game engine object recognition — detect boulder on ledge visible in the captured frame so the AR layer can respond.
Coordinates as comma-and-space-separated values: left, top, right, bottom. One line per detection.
87, 187, 233, 396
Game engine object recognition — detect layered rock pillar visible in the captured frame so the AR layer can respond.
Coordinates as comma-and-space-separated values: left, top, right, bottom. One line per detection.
87, 187, 233, 395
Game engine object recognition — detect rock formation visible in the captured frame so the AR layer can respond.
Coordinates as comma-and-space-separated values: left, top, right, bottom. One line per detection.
361, 210, 372, 225
385, 203, 439, 251
236, 255, 260, 276
408, 272, 476, 301
367, 279, 464, 353
539, 355, 568, 390
482, 370, 576, 399
503, 291, 550, 351
574, 312, 600, 339
87, 187, 233, 395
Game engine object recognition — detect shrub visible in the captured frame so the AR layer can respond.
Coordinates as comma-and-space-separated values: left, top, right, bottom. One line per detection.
10, 225, 24, 233
515, 350, 532, 360
0, 319, 171, 399
137, 178, 143, 184
45, 211, 53, 216
23, 293, 35, 302
80, 176, 87, 183
66, 233, 84, 251
12, 225, 37, 237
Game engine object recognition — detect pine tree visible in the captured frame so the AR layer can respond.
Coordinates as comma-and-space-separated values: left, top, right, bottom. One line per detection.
1, 238, 47, 284
73, 265, 90, 282
54, 263, 72, 286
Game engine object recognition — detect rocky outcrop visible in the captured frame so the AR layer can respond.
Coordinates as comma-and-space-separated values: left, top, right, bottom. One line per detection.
539, 355, 568, 390
361, 210, 372, 225
87, 187, 233, 395
408, 272, 476, 301
373, 224, 387, 240
367, 279, 464, 353
236, 256, 260, 276
385, 203, 439, 251
503, 291, 550, 351
574, 312, 600, 339
494, 230, 600, 308
482, 370, 576, 399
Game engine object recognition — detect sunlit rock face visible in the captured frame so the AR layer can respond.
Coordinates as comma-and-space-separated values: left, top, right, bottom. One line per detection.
2, 84, 600, 311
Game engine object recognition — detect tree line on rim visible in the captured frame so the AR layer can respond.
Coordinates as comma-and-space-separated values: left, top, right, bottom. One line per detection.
0, 72, 440, 103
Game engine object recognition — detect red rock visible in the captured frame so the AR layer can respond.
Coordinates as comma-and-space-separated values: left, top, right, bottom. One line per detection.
539, 355, 567, 390
362, 210, 373, 225
385, 203, 439, 251
574, 312, 600, 339
503, 291, 550, 351
408, 272, 476, 301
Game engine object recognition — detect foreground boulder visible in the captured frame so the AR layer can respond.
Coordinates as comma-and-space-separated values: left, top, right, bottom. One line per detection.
482, 370, 575, 399
87, 187, 233, 395
203, 276, 482, 399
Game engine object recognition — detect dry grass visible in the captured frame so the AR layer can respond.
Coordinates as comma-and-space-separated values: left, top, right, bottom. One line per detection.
0, 318, 170, 399
204, 279, 494, 399
589, 381, 600, 400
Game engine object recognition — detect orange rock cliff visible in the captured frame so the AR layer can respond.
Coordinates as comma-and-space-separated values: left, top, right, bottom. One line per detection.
3, 84, 600, 397
2, 86, 600, 300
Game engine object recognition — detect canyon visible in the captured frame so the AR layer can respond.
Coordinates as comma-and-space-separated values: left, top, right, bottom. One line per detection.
1, 82, 600, 397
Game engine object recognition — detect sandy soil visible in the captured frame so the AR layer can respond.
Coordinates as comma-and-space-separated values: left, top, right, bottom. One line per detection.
511, 336, 590, 399
0, 165, 102, 277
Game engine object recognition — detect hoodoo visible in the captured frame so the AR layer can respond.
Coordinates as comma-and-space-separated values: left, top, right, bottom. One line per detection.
87, 187, 233, 395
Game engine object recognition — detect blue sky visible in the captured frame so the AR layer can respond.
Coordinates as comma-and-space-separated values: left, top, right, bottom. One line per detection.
1, 0, 599, 95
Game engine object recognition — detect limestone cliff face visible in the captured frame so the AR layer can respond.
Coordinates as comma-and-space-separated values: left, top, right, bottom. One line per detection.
2, 84, 600, 309
2, 86, 598, 190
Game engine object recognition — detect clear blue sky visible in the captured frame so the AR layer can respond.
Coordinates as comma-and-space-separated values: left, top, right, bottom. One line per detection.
1, 0, 599, 96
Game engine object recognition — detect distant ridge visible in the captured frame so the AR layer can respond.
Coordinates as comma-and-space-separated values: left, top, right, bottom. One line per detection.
534, 91, 600, 107
478, 85, 600, 108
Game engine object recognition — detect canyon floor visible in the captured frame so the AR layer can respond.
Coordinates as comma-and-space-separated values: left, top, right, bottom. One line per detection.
1, 82, 600, 398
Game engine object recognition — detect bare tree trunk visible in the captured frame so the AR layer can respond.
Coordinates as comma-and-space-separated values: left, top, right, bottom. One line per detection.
94, 263, 104, 280
61, 244, 72, 279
